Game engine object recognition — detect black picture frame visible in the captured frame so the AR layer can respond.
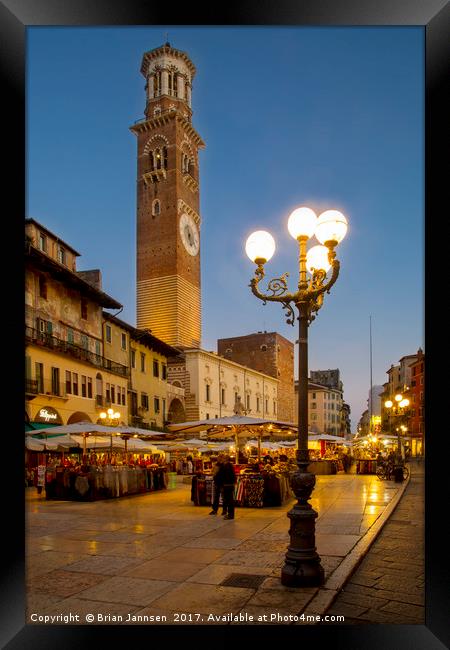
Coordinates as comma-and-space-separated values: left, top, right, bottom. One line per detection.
2, 0, 448, 647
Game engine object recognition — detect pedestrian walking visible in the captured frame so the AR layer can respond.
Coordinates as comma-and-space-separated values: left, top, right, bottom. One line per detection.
342, 452, 351, 473
221, 455, 237, 520
209, 454, 225, 515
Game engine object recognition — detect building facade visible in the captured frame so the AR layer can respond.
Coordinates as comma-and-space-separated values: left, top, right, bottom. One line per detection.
167, 349, 279, 423
217, 332, 294, 423
25, 219, 129, 427
131, 42, 204, 348
407, 348, 425, 456
379, 350, 423, 456
294, 380, 344, 437
102, 313, 182, 429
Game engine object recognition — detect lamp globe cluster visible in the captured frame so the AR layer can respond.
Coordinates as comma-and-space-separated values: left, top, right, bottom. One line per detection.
246, 206, 348, 273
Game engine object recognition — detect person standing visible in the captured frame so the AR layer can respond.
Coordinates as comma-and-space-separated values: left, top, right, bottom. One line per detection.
221, 455, 237, 520
209, 454, 224, 515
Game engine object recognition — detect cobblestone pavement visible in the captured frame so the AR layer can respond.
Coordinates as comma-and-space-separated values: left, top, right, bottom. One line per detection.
25, 472, 406, 626
324, 460, 424, 625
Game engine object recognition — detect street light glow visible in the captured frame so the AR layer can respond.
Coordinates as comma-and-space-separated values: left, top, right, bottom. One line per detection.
306, 245, 332, 273
287, 207, 317, 240
314, 210, 348, 245
245, 230, 276, 263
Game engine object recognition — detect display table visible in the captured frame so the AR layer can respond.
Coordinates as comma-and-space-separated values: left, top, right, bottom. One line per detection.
307, 460, 337, 475
356, 459, 377, 474
45, 464, 168, 501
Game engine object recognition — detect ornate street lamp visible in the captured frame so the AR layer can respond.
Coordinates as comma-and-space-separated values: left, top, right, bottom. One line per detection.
384, 394, 409, 463
99, 408, 121, 425
100, 408, 121, 456
245, 206, 348, 587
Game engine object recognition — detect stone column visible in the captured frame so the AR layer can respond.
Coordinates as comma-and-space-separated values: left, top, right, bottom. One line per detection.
161, 69, 169, 96
148, 75, 154, 99
177, 74, 185, 100
186, 83, 192, 107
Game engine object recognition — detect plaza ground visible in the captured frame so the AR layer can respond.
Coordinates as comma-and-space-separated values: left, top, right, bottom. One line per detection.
26, 469, 419, 626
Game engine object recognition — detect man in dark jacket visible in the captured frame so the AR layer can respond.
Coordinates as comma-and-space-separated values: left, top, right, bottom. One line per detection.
209, 454, 224, 515
220, 455, 237, 520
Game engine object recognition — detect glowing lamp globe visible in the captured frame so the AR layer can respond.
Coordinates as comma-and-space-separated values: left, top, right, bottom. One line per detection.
399, 399, 409, 409
306, 245, 331, 273
395, 394, 403, 402
385, 400, 393, 408
315, 210, 348, 245
287, 207, 317, 240
245, 230, 276, 263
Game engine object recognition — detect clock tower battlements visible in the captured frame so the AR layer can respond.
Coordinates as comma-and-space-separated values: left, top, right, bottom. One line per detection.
131, 43, 204, 349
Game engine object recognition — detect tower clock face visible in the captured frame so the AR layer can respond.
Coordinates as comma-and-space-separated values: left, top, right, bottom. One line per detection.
179, 213, 199, 256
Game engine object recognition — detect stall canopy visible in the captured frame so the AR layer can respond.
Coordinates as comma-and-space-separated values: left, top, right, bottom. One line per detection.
167, 415, 297, 460
308, 434, 350, 443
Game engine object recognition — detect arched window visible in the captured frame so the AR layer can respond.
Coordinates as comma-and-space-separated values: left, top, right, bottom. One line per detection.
155, 148, 162, 170
163, 146, 168, 170
152, 200, 161, 216
168, 71, 178, 97
154, 71, 161, 97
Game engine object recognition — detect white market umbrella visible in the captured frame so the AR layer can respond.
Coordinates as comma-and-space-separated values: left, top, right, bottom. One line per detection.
167, 415, 296, 461
25, 438, 45, 451
26, 422, 118, 436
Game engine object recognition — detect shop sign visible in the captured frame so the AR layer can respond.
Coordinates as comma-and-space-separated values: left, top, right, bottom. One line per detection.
36, 407, 62, 424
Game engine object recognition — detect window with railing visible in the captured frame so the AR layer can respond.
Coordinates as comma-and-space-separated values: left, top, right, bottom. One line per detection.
25, 326, 129, 377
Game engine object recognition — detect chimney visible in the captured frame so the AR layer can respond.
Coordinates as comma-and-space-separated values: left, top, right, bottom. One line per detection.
76, 269, 102, 290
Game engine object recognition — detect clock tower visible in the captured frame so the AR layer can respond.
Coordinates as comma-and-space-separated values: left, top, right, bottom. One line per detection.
131, 43, 204, 348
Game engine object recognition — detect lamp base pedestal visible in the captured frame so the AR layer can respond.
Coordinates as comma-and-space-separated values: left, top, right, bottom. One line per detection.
281, 468, 325, 588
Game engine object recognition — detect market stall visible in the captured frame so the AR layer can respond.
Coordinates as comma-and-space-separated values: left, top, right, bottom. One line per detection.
352, 434, 398, 474
168, 415, 297, 508
307, 434, 353, 474
25, 422, 171, 501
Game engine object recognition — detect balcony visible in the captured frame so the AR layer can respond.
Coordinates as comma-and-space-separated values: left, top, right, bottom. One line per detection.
25, 378, 68, 401
25, 326, 129, 378
96, 395, 112, 408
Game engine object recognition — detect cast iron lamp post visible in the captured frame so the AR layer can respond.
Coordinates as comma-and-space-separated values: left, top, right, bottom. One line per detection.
245, 206, 348, 587
384, 394, 409, 463
100, 408, 121, 457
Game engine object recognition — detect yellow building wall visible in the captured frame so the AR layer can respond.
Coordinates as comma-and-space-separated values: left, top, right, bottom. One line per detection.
130, 340, 169, 428
26, 345, 128, 425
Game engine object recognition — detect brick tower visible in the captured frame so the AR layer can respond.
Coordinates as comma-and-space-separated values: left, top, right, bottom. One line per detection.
131, 43, 204, 348
218, 332, 295, 423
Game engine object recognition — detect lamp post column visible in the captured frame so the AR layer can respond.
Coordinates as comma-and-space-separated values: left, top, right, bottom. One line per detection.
281, 301, 324, 587
297, 301, 309, 469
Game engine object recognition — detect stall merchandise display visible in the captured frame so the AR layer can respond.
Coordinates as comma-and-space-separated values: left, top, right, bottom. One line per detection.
191, 465, 293, 508
45, 464, 168, 501
191, 473, 214, 505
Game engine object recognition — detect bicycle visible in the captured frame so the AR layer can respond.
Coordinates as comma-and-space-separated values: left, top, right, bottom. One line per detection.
376, 461, 393, 480
376, 461, 409, 481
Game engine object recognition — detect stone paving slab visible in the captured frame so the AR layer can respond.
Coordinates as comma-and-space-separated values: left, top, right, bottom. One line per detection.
27, 569, 107, 598
123, 559, 208, 582
149, 583, 255, 615
76, 576, 177, 606
186, 563, 274, 585
62, 555, 143, 576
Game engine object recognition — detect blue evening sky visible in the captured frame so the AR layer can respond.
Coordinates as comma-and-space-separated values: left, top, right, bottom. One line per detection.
27, 27, 424, 432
